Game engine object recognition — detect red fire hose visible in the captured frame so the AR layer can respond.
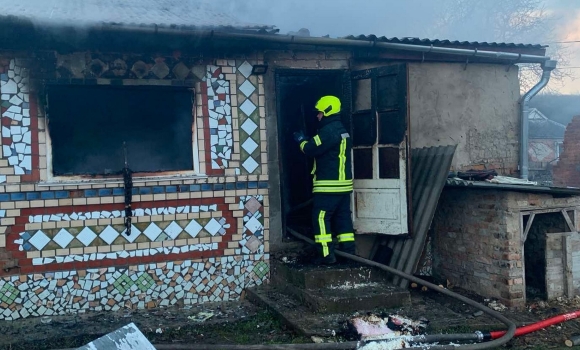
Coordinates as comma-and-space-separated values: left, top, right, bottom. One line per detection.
485, 310, 580, 340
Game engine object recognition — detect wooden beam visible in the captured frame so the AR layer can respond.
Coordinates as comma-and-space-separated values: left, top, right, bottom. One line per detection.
562, 210, 576, 232
563, 234, 574, 297
522, 213, 536, 244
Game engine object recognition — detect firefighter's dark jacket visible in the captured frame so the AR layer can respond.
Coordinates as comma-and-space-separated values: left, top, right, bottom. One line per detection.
299, 114, 353, 194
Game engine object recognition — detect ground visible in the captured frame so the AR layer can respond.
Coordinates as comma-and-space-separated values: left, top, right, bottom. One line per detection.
0, 289, 579, 350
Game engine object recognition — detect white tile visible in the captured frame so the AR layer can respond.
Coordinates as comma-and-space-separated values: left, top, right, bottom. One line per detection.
29, 230, 51, 250
238, 61, 253, 78
242, 156, 259, 173
143, 223, 162, 241
164, 221, 183, 240
121, 225, 141, 243
99, 226, 119, 245
184, 220, 203, 238
239, 99, 257, 117
77, 227, 97, 246
240, 118, 258, 135
245, 216, 263, 234
241, 138, 258, 155
238, 80, 256, 98
53, 229, 73, 249
204, 219, 222, 236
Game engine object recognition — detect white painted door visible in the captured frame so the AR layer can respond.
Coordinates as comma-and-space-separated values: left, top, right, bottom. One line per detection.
350, 65, 409, 235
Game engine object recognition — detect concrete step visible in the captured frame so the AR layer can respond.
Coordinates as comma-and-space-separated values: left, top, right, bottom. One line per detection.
273, 259, 389, 290
273, 273, 411, 313
246, 285, 352, 337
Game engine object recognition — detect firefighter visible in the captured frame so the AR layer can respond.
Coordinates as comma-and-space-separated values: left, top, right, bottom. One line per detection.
293, 95, 355, 264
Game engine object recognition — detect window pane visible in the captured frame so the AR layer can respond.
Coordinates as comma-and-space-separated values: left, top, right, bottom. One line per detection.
47, 85, 193, 175
353, 148, 373, 179
377, 74, 399, 110
378, 111, 406, 145
379, 147, 400, 179
353, 78, 371, 111
352, 111, 376, 146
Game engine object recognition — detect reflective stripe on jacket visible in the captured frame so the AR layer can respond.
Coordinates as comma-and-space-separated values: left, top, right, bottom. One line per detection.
299, 115, 353, 194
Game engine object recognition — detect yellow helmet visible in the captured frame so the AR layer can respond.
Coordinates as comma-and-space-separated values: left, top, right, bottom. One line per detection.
315, 96, 341, 117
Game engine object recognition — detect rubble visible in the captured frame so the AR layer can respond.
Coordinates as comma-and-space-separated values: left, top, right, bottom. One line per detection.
349, 313, 427, 341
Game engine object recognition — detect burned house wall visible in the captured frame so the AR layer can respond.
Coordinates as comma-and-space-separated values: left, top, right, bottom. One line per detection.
553, 116, 580, 187
0, 52, 270, 320
433, 187, 580, 307
408, 63, 520, 175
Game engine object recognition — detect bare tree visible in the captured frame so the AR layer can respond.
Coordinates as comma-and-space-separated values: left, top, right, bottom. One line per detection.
430, 0, 573, 92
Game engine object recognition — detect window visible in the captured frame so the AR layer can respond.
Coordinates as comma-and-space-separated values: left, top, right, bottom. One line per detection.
46, 85, 195, 177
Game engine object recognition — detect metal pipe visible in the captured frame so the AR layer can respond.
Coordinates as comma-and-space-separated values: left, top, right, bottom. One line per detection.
286, 228, 516, 350
519, 60, 557, 180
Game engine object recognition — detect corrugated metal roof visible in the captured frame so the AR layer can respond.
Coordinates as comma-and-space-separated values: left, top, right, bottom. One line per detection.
446, 177, 580, 195
343, 35, 546, 50
0, 0, 274, 31
384, 145, 457, 288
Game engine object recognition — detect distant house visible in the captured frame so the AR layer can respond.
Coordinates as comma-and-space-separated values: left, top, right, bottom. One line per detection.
528, 108, 566, 184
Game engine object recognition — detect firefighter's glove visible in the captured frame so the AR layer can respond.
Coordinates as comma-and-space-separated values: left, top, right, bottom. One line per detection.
293, 131, 306, 143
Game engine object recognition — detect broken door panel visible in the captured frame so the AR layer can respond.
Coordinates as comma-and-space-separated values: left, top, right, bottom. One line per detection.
350, 64, 409, 235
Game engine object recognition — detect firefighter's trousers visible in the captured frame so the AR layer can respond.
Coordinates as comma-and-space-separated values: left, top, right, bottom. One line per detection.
312, 193, 355, 257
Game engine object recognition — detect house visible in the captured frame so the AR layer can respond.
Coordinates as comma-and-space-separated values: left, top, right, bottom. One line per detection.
0, 0, 562, 319
527, 108, 566, 185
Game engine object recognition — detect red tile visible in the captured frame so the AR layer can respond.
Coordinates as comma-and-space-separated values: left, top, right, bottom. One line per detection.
211, 68, 222, 78
1, 117, 11, 127
20, 266, 35, 274
2, 137, 11, 145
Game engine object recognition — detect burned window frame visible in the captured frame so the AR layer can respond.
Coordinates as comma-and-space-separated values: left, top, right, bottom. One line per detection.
350, 64, 408, 180
42, 81, 201, 183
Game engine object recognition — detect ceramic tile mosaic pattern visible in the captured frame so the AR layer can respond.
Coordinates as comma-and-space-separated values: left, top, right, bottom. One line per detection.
0, 53, 270, 320
205, 64, 234, 170
0, 256, 269, 320
236, 61, 261, 174
0, 59, 34, 177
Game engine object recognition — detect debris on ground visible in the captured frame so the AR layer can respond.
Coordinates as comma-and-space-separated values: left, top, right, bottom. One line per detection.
487, 300, 507, 312
349, 313, 427, 341
188, 311, 214, 322
77, 323, 155, 350
329, 282, 380, 290
358, 338, 409, 350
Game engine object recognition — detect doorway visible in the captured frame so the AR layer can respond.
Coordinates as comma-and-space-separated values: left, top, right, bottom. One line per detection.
276, 70, 346, 234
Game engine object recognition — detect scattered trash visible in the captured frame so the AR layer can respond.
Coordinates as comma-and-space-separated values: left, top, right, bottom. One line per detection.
329, 281, 379, 290
156, 328, 163, 334
487, 300, 507, 312
40, 316, 52, 324
123, 311, 132, 318
473, 311, 484, 317
188, 311, 214, 322
359, 338, 409, 350
311, 336, 324, 343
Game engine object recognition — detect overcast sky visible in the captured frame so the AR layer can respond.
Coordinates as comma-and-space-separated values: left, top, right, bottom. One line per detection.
215, 0, 580, 94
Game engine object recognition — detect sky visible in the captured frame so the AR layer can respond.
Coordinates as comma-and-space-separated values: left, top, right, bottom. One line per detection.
215, 0, 580, 94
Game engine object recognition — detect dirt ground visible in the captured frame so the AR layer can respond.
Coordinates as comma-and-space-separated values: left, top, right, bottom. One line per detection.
0, 290, 578, 350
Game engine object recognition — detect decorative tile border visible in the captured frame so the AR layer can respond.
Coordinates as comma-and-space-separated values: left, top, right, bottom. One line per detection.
0, 256, 269, 320
236, 61, 261, 174
17, 217, 229, 251
28, 204, 219, 223
236, 195, 265, 255
0, 59, 32, 175
205, 64, 234, 170
30, 243, 218, 266
0, 181, 269, 202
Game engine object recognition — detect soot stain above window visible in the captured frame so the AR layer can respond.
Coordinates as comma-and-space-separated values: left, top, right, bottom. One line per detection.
46, 85, 194, 176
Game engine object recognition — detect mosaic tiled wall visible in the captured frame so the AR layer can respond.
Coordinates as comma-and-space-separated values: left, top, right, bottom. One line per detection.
0, 52, 270, 319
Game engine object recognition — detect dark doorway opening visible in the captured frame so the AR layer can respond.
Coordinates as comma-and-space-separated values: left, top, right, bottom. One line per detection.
276, 71, 346, 234
524, 212, 568, 300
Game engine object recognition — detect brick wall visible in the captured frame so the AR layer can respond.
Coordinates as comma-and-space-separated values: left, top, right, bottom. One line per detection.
0, 52, 271, 320
433, 188, 525, 307
553, 116, 580, 187
434, 188, 580, 307
544, 234, 580, 299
